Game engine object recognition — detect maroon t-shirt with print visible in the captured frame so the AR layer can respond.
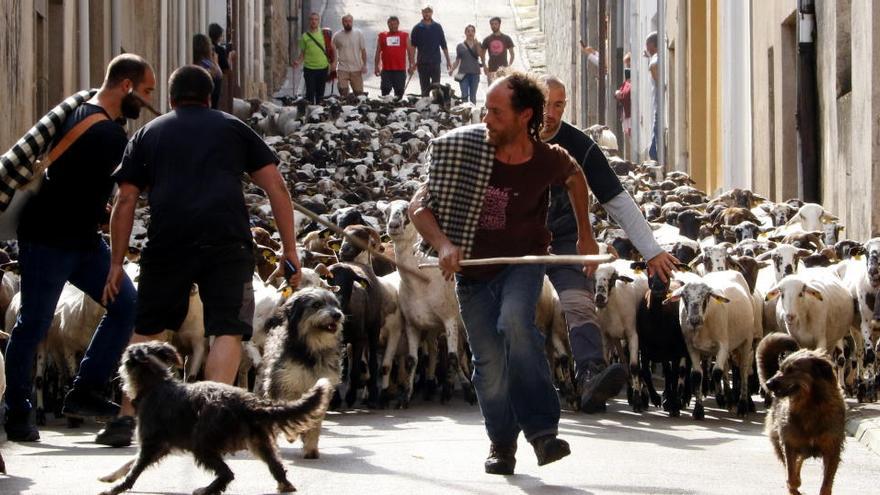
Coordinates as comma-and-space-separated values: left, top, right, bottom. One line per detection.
462, 142, 579, 280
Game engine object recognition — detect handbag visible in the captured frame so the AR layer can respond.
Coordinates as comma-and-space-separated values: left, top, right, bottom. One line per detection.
0, 112, 108, 239
454, 70, 466, 82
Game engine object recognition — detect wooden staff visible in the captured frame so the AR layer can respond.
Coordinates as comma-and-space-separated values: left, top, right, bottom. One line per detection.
291, 200, 430, 283
418, 254, 615, 269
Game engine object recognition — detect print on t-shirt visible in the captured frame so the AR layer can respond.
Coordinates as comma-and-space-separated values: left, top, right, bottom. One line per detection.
489, 39, 505, 56
478, 186, 511, 230
387, 35, 401, 47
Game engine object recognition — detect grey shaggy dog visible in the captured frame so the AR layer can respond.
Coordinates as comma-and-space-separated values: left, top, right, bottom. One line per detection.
99, 341, 332, 495
261, 287, 345, 459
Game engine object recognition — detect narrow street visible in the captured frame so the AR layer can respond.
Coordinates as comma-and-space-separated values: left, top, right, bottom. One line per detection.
3, 398, 879, 494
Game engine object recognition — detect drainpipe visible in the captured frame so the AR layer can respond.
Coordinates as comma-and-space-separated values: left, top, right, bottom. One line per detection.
657, 0, 666, 169
797, 0, 820, 202
111, 0, 121, 57
78, 0, 90, 89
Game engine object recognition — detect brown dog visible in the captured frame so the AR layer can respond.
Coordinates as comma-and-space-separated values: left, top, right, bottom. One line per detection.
757, 333, 845, 495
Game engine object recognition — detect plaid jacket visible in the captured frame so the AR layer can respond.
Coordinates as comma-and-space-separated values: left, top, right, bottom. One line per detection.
423, 123, 495, 258
0, 89, 96, 211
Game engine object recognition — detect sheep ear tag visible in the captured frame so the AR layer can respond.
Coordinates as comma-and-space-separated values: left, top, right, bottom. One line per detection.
281, 286, 294, 298
633, 268, 644, 274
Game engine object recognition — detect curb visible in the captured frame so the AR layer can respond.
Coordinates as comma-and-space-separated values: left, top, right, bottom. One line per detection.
847, 413, 880, 455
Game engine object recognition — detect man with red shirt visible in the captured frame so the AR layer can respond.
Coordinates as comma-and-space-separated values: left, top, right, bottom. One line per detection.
374, 16, 412, 97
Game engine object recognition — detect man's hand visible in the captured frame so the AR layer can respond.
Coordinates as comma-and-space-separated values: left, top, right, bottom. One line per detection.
446, 61, 452, 72
281, 249, 303, 289
647, 251, 679, 285
102, 263, 124, 306
374, 67, 381, 77
438, 241, 462, 281
577, 237, 601, 278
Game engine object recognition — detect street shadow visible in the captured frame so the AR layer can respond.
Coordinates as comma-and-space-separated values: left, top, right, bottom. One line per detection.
0, 474, 35, 495
280, 444, 511, 495
505, 473, 594, 494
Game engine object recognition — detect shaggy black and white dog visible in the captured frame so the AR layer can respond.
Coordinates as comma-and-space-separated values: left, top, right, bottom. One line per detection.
260, 287, 344, 459
99, 341, 331, 495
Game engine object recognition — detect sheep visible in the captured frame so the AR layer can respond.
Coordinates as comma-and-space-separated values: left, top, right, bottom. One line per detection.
765, 267, 855, 390
534, 279, 578, 408
667, 270, 756, 419
593, 261, 649, 411
635, 272, 697, 417
836, 238, 880, 401
328, 262, 383, 408
383, 200, 473, 407
786, 202, 839, 232
689, 243, 735, 274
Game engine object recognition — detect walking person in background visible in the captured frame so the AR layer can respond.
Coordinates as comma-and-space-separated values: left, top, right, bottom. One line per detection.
539, 74, 678, 413
333, 14, 368, 97
481, 17, 515, 84
615, 52, 632, 153
193, 33, 222, 109
449, 25, 482, 104
208, 23, 234, 113
4, 54, 155, 443
294, 12, 333, 104
644, 31, 659, 160
375, 16, 412, 98
408, 5, 452, 96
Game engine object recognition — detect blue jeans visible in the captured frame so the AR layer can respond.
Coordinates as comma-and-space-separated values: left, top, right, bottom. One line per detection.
455, 264, 560, 445
4, 240, 137, 412
458, 73, 479, 104
649, 110, 658, 160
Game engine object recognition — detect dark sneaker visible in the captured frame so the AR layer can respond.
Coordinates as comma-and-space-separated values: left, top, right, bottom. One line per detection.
95, 416, 135, 447
4, 409, 40, 442
484, 442, 516, 475
62, 387, 120, 420
579, 362, 627, 413
531, 435, 571, 466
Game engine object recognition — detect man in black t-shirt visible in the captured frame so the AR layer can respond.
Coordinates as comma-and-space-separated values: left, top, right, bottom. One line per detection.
4, 54, 156, 443
539, 75, 678, 414
98, 65, 301, 447
480, 17, 515, 84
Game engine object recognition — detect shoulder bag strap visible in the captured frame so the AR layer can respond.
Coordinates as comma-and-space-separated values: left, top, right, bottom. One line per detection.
464, 42, 482, 67
305, 31, 330, 61
40, 112, 110, 170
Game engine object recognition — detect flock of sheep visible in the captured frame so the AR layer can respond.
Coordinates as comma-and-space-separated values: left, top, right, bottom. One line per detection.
2, 87, 877, 428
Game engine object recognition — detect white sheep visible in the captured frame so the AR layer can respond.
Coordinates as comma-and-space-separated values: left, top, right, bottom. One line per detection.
383, 200, 472, 406
668, 270, 756, 419
594, 260, 649, 411
766, 266, 854, 389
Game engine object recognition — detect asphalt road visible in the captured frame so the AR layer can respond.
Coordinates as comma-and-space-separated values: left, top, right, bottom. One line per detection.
2, 396, 879, 495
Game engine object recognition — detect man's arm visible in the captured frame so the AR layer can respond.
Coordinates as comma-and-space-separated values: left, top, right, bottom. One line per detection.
103, 182, 140, 305
408, 184, 460, 281
374, 39, 382, 76
602, 192, 678, 283
250, 164, 302, 287
508, 46, 515, 67
408, 44, 417, 74
563, 169, 600, 276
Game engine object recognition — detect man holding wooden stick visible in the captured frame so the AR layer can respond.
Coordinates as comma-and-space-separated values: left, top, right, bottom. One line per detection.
408, 70, 599, 476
